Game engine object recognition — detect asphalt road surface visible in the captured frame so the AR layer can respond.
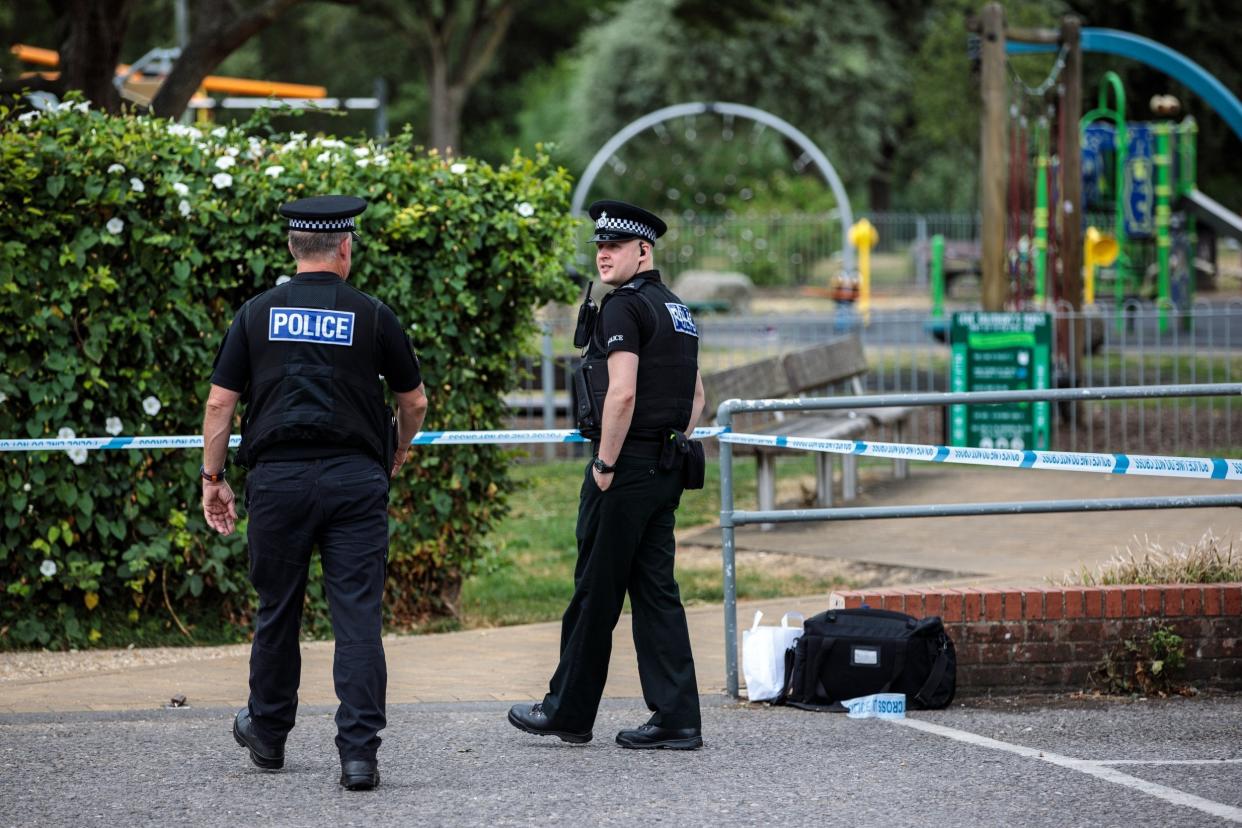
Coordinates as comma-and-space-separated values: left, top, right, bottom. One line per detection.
3, 694, 1239, 827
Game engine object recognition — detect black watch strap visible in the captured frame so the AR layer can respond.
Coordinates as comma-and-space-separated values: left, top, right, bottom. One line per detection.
200, 465, 227, 484
592, 456, 616, 474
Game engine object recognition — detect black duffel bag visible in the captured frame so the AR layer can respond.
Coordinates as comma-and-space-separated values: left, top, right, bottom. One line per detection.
778, 607, 956, 710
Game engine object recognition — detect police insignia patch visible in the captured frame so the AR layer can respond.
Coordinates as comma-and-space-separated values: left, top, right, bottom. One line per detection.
268, 307, 356, 346
665, 303, 698, 337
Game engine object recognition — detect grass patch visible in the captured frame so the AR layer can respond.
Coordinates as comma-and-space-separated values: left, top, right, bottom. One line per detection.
1058, 531, 1242, 586
458, 456, 843, 628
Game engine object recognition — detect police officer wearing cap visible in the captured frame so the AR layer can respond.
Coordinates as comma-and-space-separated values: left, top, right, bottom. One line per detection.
508, 200, 707, 750
200, 194, 428, 791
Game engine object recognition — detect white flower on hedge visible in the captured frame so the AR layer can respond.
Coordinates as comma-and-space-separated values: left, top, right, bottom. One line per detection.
167, 123, 202, 140
130, 177, 145, 193
172, 182, 190, 196
276, 275, 292, 286
68, 447, 88, 465
225, 146, 240, 157
211, 172, 233, 189
372, 155, 389, 167
215, 155, 235, 170
142, 396, 161, 416
247, 140, 265, 160
353, 147, 370, 158
313, 138, 346, 149
211, 126, 228, 138
450, 162, 467, 174
179, 199, 191, 217
75, 101, 90, 113
264, 165, 284, 177
316, 151, 334, 164
40, 560, 57, 578
17, 111, 40, 124
290, 131, 307, 141
356, 158, 370, 168
105, 416, 123, 435
106, 217, 124, 235
516, 202, 534, 217
0, 390, 7, 403
22, 482, 31, 492
58, 427, 75, 440
107, 163, 125, 174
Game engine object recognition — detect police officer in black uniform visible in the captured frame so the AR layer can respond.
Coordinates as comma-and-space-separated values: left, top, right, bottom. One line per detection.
508, 200, 707, 750
200, 195, 428, 791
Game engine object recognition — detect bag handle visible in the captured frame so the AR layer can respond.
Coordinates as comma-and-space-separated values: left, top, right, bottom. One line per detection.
779, 611, 804, 629
750, 610, 764, 632
913, 638, 952, 707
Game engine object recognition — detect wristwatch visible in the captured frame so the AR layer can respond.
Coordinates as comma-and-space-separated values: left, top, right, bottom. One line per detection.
200, 465, 227, 484
592, 456, 616, 474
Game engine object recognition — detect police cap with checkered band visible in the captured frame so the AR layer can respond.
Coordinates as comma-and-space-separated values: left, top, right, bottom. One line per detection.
279, 194, 367, 233
587, 200, 667, 245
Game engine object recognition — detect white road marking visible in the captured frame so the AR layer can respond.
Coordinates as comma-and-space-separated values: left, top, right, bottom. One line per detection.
1097, 759, 1242, 766
894, 717, 1242, 824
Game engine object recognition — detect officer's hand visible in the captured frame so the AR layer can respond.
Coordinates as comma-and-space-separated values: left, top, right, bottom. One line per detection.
592, 466, 614, 492
203, 482, 237, 536
390, 446, 409, 479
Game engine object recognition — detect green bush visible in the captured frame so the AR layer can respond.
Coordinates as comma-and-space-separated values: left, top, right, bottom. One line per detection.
0, 99, 576, 648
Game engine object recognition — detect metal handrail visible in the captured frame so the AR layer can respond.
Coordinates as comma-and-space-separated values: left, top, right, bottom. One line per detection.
715, 383, 1242, 698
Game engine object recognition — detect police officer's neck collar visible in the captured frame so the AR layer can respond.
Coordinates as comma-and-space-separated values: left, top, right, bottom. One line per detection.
293, 269, 347, 282
618, 269, 661, 288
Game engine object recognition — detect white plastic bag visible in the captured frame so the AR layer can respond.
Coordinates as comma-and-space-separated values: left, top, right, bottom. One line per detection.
742, 610, 804, 702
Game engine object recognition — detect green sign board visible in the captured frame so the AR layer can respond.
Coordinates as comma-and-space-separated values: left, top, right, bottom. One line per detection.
949, 311, 1051, 450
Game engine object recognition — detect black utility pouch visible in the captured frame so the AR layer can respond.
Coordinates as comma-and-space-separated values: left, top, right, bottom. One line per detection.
572, 363, 600, 439
683, 440, 705, 489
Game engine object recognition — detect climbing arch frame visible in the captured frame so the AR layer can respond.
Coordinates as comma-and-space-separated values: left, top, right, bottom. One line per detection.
571, 101, 858, 275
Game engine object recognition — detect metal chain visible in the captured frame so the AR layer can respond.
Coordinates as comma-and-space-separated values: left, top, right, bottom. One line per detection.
1008, 44, 1069, 98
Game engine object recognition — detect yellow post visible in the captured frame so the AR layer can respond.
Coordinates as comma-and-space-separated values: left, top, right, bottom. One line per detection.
848, 218, 879, 324
1082, 226, 1119, 306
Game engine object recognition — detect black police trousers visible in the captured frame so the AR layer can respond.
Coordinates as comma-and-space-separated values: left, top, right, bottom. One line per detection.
244, 454, 390, 761
541, 450, 701, 733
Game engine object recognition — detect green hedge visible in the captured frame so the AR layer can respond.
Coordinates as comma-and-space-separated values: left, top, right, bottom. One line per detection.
0, 100, 577, 648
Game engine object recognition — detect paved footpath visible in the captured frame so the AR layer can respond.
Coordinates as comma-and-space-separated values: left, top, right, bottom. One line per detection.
2, 464, 1239, 825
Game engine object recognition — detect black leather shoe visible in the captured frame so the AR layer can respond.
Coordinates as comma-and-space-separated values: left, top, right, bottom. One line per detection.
615, 724, 703, 750
340, 759, 380, 791
507, 702, 592, 744
232, 708, 285, 770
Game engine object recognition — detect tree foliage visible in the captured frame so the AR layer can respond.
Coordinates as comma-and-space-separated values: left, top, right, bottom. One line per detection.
0, 100, 576, 648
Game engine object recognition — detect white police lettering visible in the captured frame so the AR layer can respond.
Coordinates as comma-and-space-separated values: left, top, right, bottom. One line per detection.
607, 334, 624, 346
268, 307, 355, 346
665, 302, 698, 337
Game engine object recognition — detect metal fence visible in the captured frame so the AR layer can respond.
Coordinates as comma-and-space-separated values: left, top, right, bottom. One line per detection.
510, 301, 1242, 459
714, 383, 1242, 698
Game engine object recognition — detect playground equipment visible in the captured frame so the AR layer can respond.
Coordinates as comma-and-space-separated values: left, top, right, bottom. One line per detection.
975, 4, 1242, 383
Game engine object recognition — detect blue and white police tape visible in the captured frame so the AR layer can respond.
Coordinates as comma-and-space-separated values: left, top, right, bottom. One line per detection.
0, 427, 729, 453
719, 431, 1242, 481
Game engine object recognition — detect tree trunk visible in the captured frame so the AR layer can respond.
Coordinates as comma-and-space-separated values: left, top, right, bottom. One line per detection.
150, 0, 307, 119
0, 0, 135, 111
427, 57, 467, 155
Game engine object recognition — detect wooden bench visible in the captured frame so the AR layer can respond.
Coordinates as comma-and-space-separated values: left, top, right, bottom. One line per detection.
703, 336, 913, 518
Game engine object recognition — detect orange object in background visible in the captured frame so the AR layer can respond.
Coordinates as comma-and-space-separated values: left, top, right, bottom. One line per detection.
9, 43, 327, 99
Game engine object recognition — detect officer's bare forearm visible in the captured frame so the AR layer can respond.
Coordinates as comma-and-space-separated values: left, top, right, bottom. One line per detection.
597, 387, 635, 464
394, 384, 428, 451
202, 385, 241, 471
685, 372, 706, 437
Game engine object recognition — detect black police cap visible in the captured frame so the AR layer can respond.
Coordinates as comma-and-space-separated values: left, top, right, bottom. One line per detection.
588, 200, 667, 244
279, 195, 367, 233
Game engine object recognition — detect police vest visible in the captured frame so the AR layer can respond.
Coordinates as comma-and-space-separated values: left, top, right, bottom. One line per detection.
575, 277, 699, 441
235, 276, 390, 466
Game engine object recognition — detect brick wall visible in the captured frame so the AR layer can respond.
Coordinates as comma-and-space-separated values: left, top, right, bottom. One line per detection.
827, 583, 1242, 693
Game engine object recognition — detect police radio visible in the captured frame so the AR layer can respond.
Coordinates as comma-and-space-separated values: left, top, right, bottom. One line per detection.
572, 278, 597, 349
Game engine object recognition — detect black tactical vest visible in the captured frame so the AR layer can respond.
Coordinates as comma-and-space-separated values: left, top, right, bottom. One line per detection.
575, 276, 699, 442
234, 275, 389, 466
